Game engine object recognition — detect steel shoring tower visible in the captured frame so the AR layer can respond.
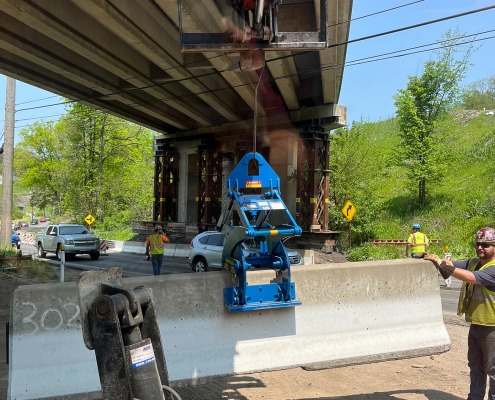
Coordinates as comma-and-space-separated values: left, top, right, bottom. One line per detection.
296, 125, 330, 232
153, 145, 179, 223
197, 143, 223, 231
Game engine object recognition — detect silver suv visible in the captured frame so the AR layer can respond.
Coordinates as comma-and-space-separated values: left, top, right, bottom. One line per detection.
188, 231, 302, 272
36, 224, 100, 261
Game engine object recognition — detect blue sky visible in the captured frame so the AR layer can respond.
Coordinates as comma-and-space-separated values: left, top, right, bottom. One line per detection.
339, 0, 495, 124
0, 80, 66, 142
1, 1, 495, 139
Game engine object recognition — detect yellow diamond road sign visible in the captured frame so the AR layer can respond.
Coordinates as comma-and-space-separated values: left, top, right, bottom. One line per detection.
341, 201, 356, 221
84, 214, 95, 225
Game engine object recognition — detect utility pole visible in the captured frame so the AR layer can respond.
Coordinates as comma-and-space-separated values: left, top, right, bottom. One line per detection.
1, 77, 15, 248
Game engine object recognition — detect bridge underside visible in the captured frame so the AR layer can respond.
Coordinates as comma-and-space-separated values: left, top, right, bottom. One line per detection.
0, 0, 352, 241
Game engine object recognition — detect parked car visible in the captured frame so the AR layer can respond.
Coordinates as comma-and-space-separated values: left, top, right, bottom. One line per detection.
39, 217, 46, 223
30, 219, 39, 225
20, 221, 29, 228
11, 230, 21, 249
188, 231, 301, 272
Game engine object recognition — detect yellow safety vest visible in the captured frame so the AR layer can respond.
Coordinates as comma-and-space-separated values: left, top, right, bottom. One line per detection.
149, 234, 165, 255
458, 258, 495, 326
409, 232, 428, 253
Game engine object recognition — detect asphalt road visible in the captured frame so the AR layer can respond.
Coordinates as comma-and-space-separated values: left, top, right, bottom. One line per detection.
18, 220, 192, 276
440, 284, 462, 314
22, 243, 192, 277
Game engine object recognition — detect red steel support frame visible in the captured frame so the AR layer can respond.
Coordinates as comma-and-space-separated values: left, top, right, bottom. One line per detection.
153, 145, 179, 223
197, 144, 223, 231
296, 125, 330, 232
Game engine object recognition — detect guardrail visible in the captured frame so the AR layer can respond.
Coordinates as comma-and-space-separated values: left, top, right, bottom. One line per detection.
368, 239, 441, 245
0, 253, 32, 271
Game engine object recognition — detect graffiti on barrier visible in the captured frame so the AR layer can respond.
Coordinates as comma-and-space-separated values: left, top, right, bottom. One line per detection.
20, 301, 80, 334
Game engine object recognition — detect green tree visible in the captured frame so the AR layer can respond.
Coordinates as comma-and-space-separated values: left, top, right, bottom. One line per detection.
14, 121, 67, 215
460, 76, 495, 110
328, 120, 392, 245
14, 104, 156, 227
60, 103, 155, 223
393, 30, 474, 208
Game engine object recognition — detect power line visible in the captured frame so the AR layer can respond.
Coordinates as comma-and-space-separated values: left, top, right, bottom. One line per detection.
14, 94, 63, 107
343, 33, 495, 69
15, 113, 71, 123
330, 0, 426, 27
331, 5, 495, 49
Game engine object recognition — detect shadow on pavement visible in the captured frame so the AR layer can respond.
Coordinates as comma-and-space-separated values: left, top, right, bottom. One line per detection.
174, 375, 265, 400
301, 389, 463, 400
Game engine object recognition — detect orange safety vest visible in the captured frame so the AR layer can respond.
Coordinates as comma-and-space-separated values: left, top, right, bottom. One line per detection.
148, 234, 168, 255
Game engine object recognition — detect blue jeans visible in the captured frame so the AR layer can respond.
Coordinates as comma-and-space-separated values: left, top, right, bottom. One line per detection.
467, 324, 495, 400
150, 254, 164, 275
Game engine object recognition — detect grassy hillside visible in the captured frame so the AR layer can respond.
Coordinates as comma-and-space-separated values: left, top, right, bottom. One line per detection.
340, 111, 495, 261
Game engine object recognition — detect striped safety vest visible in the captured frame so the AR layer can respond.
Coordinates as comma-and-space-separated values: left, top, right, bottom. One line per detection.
409, 232, 428, 253
458, 258, 495, 326
148, 234, 165, 255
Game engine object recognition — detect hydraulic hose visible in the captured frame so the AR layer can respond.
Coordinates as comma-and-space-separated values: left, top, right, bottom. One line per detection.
133, 385, 183, 400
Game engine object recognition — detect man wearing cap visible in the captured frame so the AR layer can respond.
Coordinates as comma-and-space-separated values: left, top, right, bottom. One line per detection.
145, 224, 170, 275
425, 227, 495, 400
406, 223, 429, 258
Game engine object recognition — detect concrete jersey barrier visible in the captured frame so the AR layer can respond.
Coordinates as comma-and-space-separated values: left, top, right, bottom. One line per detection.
8, 259, 450, 399
114, 240, 189, 257
115, 240, 314, 263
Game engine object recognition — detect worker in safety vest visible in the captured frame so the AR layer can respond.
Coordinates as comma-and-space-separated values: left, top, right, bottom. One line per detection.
145, 224, 169, 275
406, 223, 429, 258
425, 227, 495, 400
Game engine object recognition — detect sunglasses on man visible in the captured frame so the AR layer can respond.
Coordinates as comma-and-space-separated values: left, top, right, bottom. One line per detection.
476, 242, 495, 249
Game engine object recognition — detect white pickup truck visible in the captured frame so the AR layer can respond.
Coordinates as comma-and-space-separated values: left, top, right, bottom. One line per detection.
36, 224, 100, 261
